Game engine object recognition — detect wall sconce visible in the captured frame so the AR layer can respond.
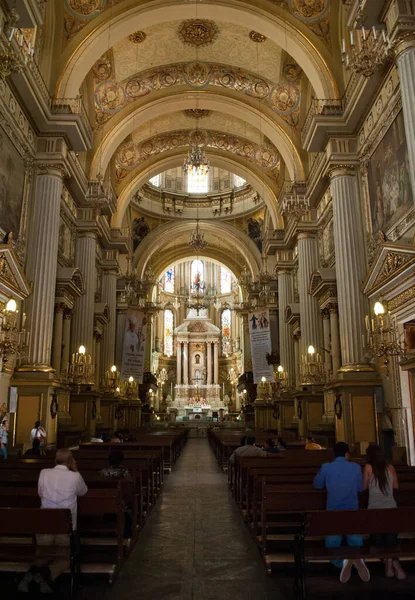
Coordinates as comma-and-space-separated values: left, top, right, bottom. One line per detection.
68, 344, 94, 388
0, 297, 29, 368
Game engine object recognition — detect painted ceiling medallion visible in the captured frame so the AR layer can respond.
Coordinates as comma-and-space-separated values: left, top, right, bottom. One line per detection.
249, 31, 266, 43
183, 109, 212, 119
129, 31, 146, 44
177, 20, 219, 47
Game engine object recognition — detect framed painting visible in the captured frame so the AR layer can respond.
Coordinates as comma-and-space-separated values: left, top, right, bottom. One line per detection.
367, 110, 413, 235
0, 125, 25, 239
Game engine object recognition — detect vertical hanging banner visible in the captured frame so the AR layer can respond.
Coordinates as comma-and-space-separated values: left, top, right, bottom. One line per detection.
121, 309, 147, 383
248, 308, 274, 383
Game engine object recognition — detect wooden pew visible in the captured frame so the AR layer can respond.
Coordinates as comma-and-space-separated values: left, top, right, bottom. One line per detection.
294, 507, 415, 600
0, 507, 78, 594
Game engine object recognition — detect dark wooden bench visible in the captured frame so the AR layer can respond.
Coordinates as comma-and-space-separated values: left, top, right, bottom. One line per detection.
294, 507, 415, 600
0, 507, 77, 594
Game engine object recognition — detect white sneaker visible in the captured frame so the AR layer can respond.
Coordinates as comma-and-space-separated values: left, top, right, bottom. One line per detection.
33, 573, 54, 594
17, 571, 33, 593
385, 558, 394, 578
340, 559, 353, 583
392, 560, 407, 580
353, 559, 370, 582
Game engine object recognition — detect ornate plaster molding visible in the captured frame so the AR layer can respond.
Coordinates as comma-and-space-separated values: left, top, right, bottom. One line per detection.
114, 128, 280, 183
177, 20, 219, 48
94, 61, 301, 127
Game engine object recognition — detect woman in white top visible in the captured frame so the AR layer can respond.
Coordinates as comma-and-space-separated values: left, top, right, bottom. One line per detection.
30, 421, 46, 444
363, 445, 405, 580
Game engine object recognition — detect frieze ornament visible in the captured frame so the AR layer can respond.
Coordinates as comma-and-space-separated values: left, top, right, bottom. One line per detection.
183, 109, 212, 119
94, 61, 301, 126
115, 129, 280, 183
382, 252, 412, 278
177, 20, 219, 47
385, 286, 415, 312
129, 31, 146, 44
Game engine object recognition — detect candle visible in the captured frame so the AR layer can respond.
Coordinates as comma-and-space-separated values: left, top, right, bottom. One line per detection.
372, 26, 377, 40
350, 30, 354, 46
365, 315, 370, 330
342, 38, 346, 53
362, 26, 366, 41
382, 30, 387, 42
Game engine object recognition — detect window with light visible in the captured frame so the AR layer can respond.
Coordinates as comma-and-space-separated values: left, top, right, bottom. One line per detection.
187, 170, 208, 194
149, 174, 161, 187
164, 309, 174, 357
221, 309, 231, 354
191, 259, 204, 287
220, 267, 232, 294
234, 175, 246, 188
164, 267, 175, 293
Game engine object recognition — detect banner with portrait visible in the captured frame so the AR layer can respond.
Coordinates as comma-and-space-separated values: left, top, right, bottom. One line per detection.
121, 309, 147, 383
248, 308, 274, 383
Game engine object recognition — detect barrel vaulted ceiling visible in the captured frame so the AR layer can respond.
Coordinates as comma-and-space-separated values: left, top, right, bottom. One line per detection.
53, 0, 340, 272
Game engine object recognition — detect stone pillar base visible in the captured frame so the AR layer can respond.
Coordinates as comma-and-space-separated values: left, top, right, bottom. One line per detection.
329, 371, 380, 449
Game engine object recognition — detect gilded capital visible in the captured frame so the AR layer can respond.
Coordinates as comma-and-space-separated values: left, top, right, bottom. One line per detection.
36, 163, 68, 179
394, 33, 415, 61
327, 165, 356, 180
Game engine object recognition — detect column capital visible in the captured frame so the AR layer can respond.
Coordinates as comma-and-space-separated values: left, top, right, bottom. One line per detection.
54, 303, 66, 314
36, 163, 68, 180
394, 33, 415, 60
297, 229, 318, 240
326, 164, 357, 180
64, 308, 73, 319
328, 302, 338, 314
321, 308, 330, 320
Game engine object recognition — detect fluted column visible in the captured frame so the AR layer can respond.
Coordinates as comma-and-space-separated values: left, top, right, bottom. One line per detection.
395, 37, 415, 198
330, 167, 369, 369
71, 231, 97, 358
213, 341, 219, 384
51, 303, 64, 375
322, 309, 332, 377
293, 334, 300, 391
242, 313, 252, 372
176, 341, 182, 384
61, 309, 72, 376
101, 268, 118, 375
297, 232, 323, 358
183, 341, 189, 384
144, 314, 153, 372
277, 270, 295, 386
115, 307, 127, 367
94, 332, 102, 387
207, 341, 212, 385
25, 165, 65, 366
329, 304, 341, 375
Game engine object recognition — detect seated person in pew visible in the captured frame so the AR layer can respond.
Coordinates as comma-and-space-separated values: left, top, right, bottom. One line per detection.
364, 445, 406, 580
99, 451, 132, 537
100, 450, 130, 478
305, 436, 324, 450
90, 434, 104, 443
229, 436, 266, 463
262, 438, 281, 454
24, 438, 42, 457
18, 449, 88, 594
313, 442, 370, 584
275, 436, 287, 450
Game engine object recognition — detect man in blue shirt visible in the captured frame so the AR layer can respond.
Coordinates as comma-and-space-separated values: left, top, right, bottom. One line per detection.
313, 442, 370, 584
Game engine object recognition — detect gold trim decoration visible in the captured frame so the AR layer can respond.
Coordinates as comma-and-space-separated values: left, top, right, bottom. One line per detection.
129, 31, 146, 44
249, 31, 266, 43
385, 286, 415, 313
0, 46, 22, 80
177, 20, 219, 48
183, 109, 212, 119
339, 364, 375, 373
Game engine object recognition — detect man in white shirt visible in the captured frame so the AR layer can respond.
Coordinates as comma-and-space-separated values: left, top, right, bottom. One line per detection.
18, 449, 88, 593
229, 436, 267, 463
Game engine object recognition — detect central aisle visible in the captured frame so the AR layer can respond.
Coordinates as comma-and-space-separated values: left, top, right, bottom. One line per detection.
105, 438, 283, 600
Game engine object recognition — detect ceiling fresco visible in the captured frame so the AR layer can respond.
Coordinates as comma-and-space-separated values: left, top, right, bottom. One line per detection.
63, 0, 331, 49
114, 129, 281, 185
93, 60, 303, 128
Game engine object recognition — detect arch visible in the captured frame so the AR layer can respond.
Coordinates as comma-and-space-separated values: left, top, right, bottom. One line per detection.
57, 2, 338, 101
113, 152, 283, 230
91, 93, 304, 182
133, 221, 262, 280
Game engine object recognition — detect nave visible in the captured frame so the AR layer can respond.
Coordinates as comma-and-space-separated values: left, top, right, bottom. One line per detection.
80, 439, 415, 600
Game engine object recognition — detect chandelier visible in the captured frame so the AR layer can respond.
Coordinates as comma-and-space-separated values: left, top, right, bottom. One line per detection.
363, 302, 407, 374
341, 26, 392, 78
68, 345, 95, 389
183, 145, 210, 176
189, 221, 208, 250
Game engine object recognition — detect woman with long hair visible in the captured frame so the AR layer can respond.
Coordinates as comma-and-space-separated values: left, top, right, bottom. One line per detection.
363, 445, 406, 579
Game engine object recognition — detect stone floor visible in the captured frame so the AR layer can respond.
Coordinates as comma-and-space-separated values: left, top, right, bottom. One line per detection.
75, 438, 415, 599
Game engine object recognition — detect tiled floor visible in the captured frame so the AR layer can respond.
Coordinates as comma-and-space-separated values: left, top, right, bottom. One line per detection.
78, 439, 415, 600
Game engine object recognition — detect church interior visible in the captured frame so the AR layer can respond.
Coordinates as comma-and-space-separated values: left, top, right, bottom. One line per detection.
1, 0, 415, 597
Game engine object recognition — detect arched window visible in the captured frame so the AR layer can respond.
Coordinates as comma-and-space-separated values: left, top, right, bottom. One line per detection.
191, 260, 204, 288
220, 266, 231, 294
164, 309, 174, 357
149, 174, 161, 187
164, 267, 175, 293
187, 170, 208, 194
221, 308, 231, 354
195, 354, 200, 364
234, 175, 246, 188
